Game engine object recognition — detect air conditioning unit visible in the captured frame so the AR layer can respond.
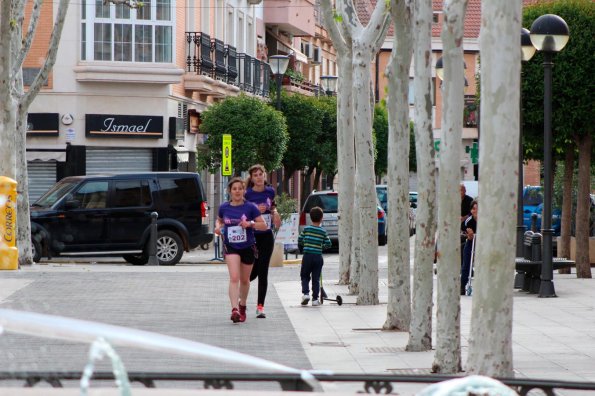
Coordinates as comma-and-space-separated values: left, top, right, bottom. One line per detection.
311, 46, 321, 65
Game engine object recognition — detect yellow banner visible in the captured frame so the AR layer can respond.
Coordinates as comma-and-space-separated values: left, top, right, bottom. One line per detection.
222, 134, 232, 176
0, 176, 18, 270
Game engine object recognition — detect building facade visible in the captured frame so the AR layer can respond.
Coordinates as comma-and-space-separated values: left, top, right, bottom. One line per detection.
25, 0, 335, 217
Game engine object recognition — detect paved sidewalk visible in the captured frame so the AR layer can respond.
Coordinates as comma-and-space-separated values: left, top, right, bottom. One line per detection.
2, 243, 595, 395
275, 251, 595, 394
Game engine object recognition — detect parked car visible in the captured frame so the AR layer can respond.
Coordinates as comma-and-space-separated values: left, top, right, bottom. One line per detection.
522, 185, 561, 236
375, 185, 416, 236
299, 190, 387, 247
30, 172, 213, 266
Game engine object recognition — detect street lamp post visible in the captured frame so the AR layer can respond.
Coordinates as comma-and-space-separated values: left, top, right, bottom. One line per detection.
268, 55, 290, 193
517, 28, 537, 257
320, 75, 338, 96
529, 14, 569, 298
268, 55, 290, 111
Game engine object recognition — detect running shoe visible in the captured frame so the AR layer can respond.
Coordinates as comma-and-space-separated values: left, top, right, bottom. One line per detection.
239, 304, 247, 322
312, 300, 320, 306
230, 308, 240, 323
256, 304, 266, 318
301, 294, 310, 306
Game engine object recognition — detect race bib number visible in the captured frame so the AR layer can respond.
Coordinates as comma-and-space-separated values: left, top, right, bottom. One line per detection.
262, 214, 271, 228
227, 226, 247, 244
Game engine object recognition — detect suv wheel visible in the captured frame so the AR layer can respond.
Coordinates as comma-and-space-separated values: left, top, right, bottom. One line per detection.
31, 237, 42, 263
156, 230, 184, 266
122, 254, 148, 265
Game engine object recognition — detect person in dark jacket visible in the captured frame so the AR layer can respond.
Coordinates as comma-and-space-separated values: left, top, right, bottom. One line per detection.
461, 200, 478, 295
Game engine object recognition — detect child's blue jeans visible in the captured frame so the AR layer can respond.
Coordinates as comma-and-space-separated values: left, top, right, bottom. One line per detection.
301, 253, 324, 299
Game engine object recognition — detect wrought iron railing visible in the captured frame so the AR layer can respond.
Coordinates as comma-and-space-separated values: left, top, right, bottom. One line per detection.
185, 32, 269, 98
2, 371, 595, 395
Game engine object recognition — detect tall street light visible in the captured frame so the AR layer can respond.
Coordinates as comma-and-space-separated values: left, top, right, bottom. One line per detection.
268, 55, 290, 193
320, 75, 338, 96
530, 14, 569, 298
517, 28, 536, 257
268, 55, 290, 111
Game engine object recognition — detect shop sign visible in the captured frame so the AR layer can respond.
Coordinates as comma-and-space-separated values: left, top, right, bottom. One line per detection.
27, 113, 59, 136
86, 114, 163, 139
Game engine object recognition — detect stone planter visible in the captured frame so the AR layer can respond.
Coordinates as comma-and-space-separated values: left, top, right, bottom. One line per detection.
269, 242, 284, 267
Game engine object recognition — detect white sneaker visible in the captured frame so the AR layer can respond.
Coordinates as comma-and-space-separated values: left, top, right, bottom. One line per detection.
301, 294, 310, 305
312, 300, 320, 306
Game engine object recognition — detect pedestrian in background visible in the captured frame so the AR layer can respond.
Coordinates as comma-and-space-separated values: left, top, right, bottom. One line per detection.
245, 164, 281, 319
215, 177, 267, 323
461, 200, 478, 295
298, 206, 331, 306
460, 184, 474, 222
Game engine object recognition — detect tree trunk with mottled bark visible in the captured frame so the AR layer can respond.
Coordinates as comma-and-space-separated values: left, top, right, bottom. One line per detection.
558, 149, 574, 273
406, 0, 436, 352
383, 0, 413, 330
1, 0, 70, 267
320, 0, 355, 286
466, 0, 521, 377
432, 0, 467, 374
575, 133, 592, 278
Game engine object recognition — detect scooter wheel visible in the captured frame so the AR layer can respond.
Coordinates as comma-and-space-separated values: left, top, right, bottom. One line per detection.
336, 295, 343, 306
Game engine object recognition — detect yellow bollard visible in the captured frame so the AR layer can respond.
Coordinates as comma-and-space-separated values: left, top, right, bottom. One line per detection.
0, 176, 18, 270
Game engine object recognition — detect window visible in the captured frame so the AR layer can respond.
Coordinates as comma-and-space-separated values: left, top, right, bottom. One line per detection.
73, 181, 109, 209
113, 180, 152, 208
81, 0, 173, 63
159, 178, 199, 207
237, 12, 244, 53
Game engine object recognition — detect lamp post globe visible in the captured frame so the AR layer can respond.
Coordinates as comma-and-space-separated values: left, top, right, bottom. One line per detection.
320, 75, 338, 96
268, 55, 290, 110
529, 14, 569, 298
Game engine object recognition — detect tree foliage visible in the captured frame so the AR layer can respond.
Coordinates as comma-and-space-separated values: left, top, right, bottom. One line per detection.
281, 93, 325, 176
198, 94, 288, 174
374, 104, 417, 178
521, 0, 595, 160
374, 103, 389, 177
314, 96, 338, 176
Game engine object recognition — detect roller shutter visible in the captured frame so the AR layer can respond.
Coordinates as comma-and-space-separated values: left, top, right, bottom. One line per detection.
27, 161, 57, 202
86, 148, 153, 174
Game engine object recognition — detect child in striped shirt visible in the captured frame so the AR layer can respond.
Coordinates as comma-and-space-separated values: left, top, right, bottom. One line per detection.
298, 206, 332, 306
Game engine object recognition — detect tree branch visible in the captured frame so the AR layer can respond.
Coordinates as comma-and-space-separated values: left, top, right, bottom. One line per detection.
13, 0, 42, 79
105, 0, 144, 9
22, 0, 70, 108
320, 0, 349, 55
361, 0, 391, 56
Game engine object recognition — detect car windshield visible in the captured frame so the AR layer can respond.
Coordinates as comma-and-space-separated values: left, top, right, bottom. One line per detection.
523, 188, 543, 206
32, 180, 78, 208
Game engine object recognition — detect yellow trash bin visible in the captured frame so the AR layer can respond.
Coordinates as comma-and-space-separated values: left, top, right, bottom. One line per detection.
0, 176, 18, 270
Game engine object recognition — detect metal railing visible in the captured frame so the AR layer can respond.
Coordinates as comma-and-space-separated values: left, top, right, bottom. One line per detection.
185, 32, 269, 98
2, 371, 595, 395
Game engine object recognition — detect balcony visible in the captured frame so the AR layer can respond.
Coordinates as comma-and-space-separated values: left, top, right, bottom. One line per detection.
263, 0, 316, 37
185, 32, 270, 99
282, 75, 324, 96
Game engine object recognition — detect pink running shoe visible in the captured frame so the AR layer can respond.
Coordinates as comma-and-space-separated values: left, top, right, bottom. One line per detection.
230, 308, 240, 323
239, 304, 247, 322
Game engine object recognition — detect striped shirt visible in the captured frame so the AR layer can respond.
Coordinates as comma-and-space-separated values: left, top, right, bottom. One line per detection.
298, 225, 332, 255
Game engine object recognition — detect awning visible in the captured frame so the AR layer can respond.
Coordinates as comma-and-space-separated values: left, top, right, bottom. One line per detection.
26, 144, 67, 162
267, 30, 309, 64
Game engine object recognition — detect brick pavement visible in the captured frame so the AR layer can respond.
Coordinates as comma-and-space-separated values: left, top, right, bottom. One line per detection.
2, 245, 595, 395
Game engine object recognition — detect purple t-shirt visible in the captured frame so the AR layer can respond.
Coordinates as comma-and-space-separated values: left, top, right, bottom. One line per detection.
218, 201, 261, 249
245, 186, 276, 234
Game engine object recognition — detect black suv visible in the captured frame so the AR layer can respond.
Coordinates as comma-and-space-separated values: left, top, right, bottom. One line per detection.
30, 172, 212, 266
